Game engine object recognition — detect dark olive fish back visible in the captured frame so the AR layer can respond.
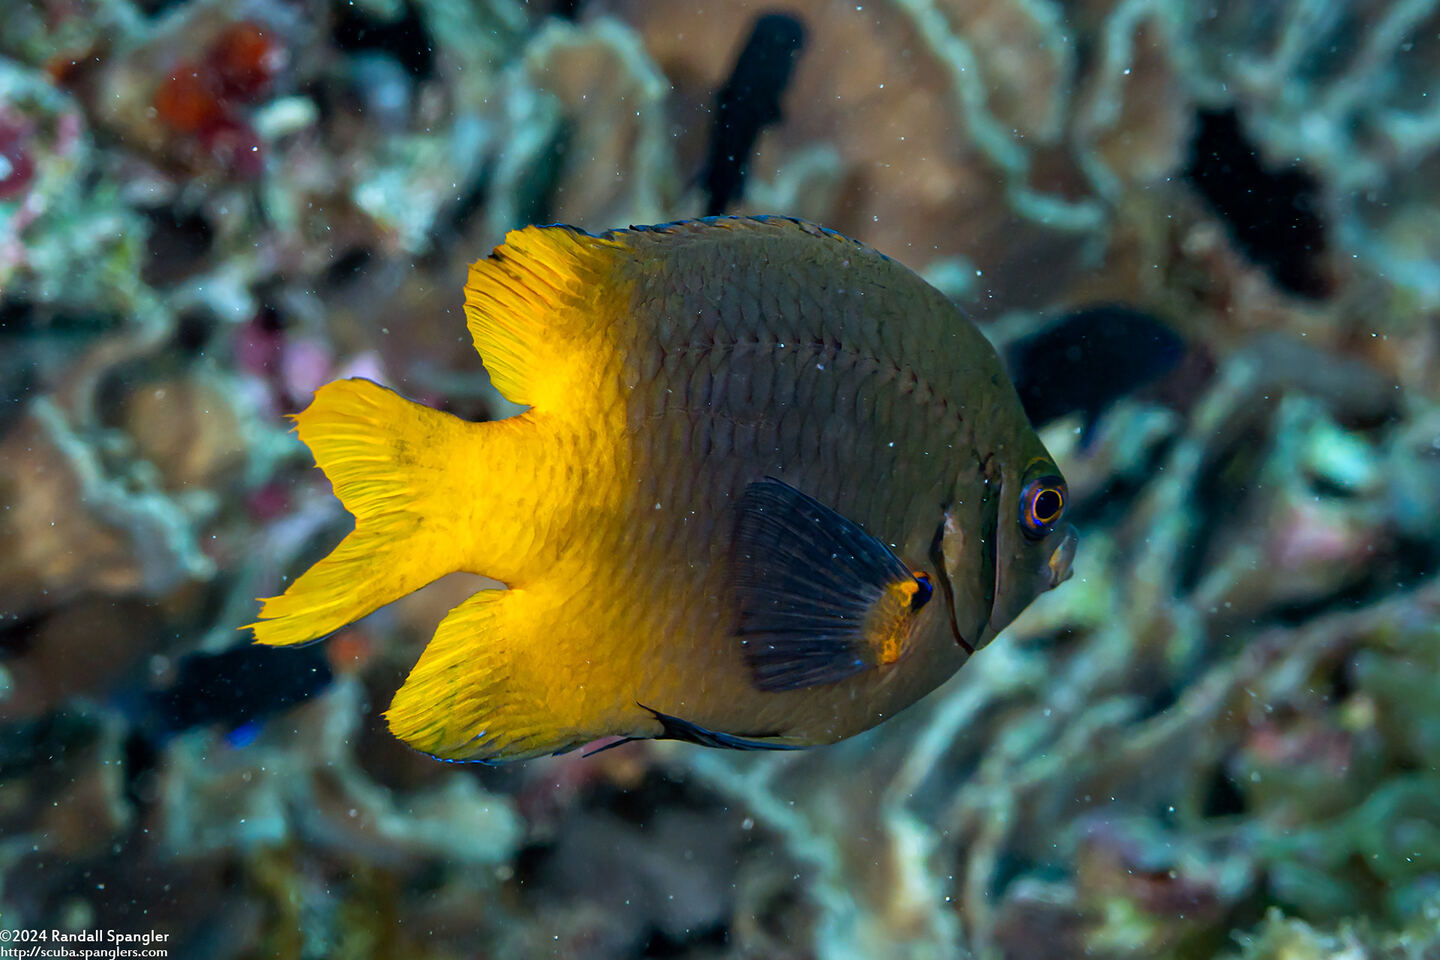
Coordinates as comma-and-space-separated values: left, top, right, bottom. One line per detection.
618, 217, 1009, 534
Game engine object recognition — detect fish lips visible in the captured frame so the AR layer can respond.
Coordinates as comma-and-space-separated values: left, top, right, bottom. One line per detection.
1046, 523, 1079, 590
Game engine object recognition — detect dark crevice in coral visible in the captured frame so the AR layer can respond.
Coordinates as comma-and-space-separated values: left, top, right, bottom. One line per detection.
1200, 764, 1247, 818
1222, 896, 1272, 954
1176, 426, 1272, 596
1268, 583, 1380, 628
0, 711, 102, 778
142, 205, 215, 287
1131, 678, 1186, 727
252, 299, 287, 333
1022, 626, 1082, 654
0, 354, 37, 431
94, 363, 139, 429
0, 612, 43, 658
1323, 655, 1357, 705
132, 0, 192, 17
1391, 756, 1423, 775
990, 850, 1049, 905
331, 0, 435, 81
747, 882, 812, 949
172, 308, 215, 355
510, 838, 547, 890
322, 246, 376, 289
1306, 472, 1361, 499
549, 0, 586, 21
0, 299, 122, 429
435, 164, 493, 248
1393, 523, 1440, 583
643, 920, 731, 956
0, 297, 31, 337
514, 122, 571, 229
1298, 10, 1368, 84
1065, 436, 1180, 531
1185, 109, 1330, 299
1266, 542, 1437, 628
604, 769, 712, 823
121, 729, 160, 812
0, 298, 122, 337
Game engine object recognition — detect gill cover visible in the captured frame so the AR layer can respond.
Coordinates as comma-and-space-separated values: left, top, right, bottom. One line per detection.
930, 458, 1002, 654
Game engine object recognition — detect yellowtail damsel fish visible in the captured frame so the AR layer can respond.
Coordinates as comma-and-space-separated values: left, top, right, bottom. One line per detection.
251, 216, 1077, 762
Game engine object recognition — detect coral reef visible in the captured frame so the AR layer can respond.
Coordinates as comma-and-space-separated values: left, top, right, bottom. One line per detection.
1, 0, 1437, 958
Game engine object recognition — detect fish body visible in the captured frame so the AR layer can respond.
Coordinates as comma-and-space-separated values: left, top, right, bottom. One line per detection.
252, 217, 1075, 762
1005, 304, 1186, 433
145, 643, 332, 738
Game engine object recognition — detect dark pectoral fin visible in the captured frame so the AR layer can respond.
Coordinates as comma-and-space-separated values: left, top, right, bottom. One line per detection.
730, 478, 931, 692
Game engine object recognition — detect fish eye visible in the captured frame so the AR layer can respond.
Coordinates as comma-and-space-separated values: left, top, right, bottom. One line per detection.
1020, 475, 1066, 540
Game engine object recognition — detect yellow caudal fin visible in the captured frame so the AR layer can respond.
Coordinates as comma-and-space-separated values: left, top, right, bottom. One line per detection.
463, 224, 627, 410
386, 588, 619, 762
251, 378, 483, 647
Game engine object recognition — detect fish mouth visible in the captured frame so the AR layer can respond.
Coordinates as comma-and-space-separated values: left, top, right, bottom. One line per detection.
1046, 524, 1079, 590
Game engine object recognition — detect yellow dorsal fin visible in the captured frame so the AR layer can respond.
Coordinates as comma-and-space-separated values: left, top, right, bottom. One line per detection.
463, 225, 626, 409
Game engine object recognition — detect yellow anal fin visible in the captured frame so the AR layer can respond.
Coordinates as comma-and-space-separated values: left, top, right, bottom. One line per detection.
386, 588, 608, 762
463, 225, 626, 409
251, 378, 478, 647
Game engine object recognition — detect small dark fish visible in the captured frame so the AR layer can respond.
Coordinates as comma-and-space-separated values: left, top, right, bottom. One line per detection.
1005, 305, 1186, 435
702, 13, 806, 216
145, 642, 332, 738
